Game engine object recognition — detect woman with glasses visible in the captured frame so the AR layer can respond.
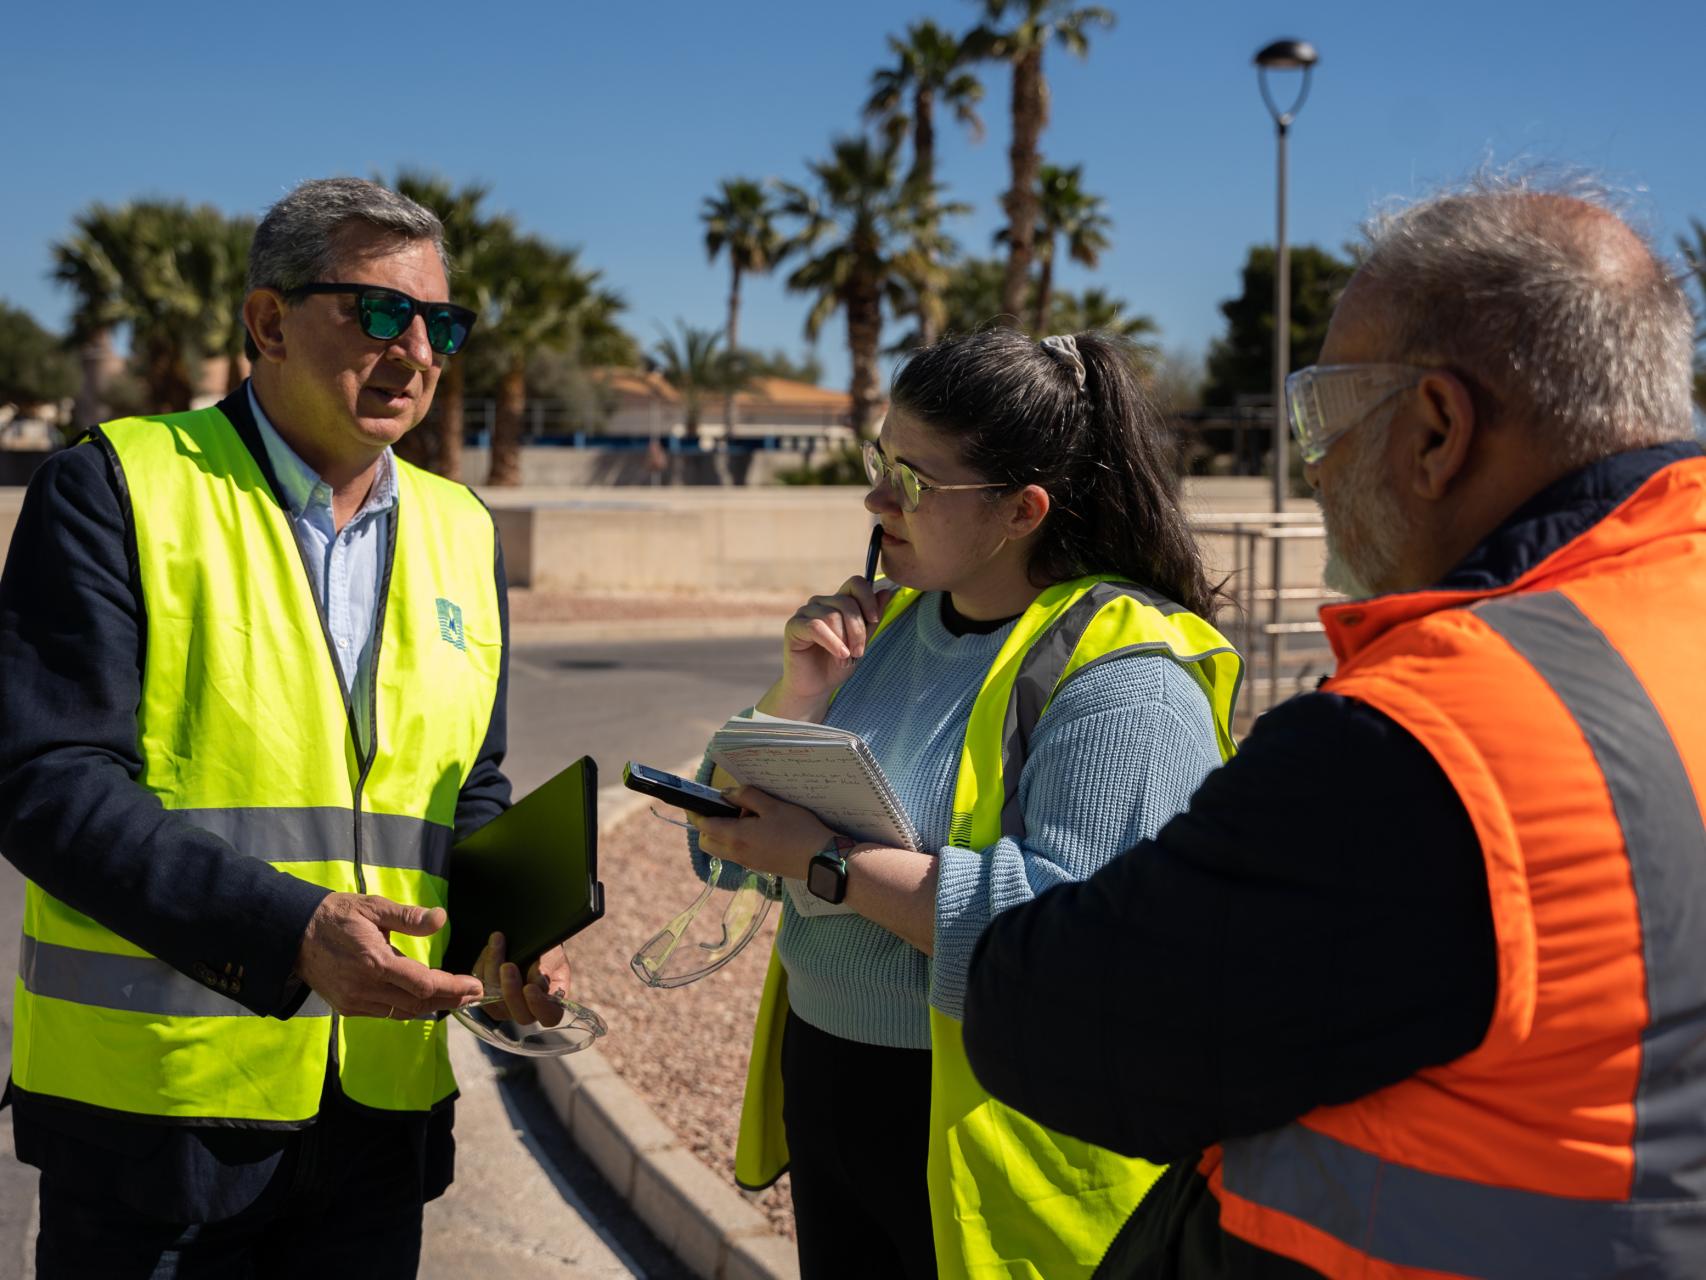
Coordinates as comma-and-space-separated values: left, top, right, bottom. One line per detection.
685, 327, 1242, 1280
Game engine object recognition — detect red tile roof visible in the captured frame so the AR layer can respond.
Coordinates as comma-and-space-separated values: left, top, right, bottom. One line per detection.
590, 368, 857, 411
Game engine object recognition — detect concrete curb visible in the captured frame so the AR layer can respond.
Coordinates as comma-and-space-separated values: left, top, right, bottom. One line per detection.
530, 777, 800, 1280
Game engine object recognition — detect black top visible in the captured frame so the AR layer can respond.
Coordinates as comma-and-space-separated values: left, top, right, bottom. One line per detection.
0, 387, 512, 1220
961, 440, 1703, 1277
938, 592, 1022, 637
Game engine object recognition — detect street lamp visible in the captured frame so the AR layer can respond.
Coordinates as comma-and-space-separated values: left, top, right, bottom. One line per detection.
1254, 37, 1316, 710
1253, 37, 1317, 514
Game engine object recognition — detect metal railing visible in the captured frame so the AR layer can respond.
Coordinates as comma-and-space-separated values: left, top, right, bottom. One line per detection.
1190, 511, 1340, 728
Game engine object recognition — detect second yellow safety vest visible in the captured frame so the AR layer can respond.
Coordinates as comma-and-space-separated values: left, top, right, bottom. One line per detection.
734, 575, 1242, 1278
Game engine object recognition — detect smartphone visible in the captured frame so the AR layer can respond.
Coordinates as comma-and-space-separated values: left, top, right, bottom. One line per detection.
622, 761, 743, 819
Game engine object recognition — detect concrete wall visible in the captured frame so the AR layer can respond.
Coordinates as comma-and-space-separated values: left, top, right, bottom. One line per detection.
0, 476, 1326, 603
458, 445, 836, 488
478, 478, 1327, 598
480, 487, 879, 596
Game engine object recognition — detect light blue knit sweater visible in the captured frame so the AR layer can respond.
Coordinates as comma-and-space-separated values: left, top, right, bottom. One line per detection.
690, 591, 1222, 1050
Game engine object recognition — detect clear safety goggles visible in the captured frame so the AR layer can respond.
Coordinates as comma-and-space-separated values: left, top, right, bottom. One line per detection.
630, 852, 777, 989
1284, 364, 1430, 464
450, 942, 608, 1057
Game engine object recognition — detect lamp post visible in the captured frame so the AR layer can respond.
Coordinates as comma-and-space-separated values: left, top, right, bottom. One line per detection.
1253, 37, 1316, 709
1254, 37, 1317, 513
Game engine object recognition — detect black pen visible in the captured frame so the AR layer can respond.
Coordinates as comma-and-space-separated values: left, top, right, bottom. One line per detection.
852, 524, 885, 664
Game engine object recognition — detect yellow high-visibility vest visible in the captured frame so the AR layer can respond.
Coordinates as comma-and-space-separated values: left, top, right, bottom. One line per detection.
734, 575, 1241, 1277
12, 404, 503, 1123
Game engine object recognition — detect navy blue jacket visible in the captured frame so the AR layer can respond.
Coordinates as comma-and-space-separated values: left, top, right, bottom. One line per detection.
0, 388, 511, 1221
962, 441, 1702, 1278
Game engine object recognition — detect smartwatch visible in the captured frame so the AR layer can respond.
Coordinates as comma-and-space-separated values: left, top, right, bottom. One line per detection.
807, 835, 858, 904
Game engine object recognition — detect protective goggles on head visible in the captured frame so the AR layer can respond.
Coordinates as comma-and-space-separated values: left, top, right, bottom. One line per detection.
1284, 364, 1430, 464
861, 440, 1005, 514
290, 283, 476, 356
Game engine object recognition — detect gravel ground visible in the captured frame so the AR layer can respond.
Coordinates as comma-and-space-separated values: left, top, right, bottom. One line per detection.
563, 804, 796, 1239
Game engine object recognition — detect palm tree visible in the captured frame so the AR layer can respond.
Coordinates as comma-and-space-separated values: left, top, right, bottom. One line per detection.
701, 179, 786, 434
56, 202, 257, 421
65, 201, 242, 413
866, 22, 983, 348
51, 208, 126, 427
885, 190, 969, 351
969, 0, 1115, 324
173, 208, 254, 397
392, 172, 496, 480
781, 137, 958, 439
865, 20, 985, 191
1027, 163, 1110, 333
651, 321, 746, 444
1050, 286, 1159, 358
890, 256, 1009, 350
470, 228, 627, 485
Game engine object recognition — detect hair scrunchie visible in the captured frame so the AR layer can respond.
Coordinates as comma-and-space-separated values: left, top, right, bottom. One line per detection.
1039, 334, 1087, 391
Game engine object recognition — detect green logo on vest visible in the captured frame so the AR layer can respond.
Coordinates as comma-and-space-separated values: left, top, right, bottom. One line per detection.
436, 598, 465, 651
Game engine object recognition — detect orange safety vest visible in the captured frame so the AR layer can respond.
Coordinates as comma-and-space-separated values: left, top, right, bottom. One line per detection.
1200, 454, 1706, 1277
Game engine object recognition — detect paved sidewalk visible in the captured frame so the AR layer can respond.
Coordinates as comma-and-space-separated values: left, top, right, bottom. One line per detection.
421, 1030, 666, 1279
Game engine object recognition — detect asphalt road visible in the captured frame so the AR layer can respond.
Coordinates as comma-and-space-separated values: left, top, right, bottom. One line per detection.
504, 632, 781, 796
0, 631, 779, 1278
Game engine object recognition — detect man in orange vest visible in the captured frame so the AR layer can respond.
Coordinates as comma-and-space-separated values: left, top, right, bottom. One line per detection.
962, 175, 1706, 1278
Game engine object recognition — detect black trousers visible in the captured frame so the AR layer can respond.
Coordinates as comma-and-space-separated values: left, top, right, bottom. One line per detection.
781, 1009, 936, 1280
32, 1094, 439, 1280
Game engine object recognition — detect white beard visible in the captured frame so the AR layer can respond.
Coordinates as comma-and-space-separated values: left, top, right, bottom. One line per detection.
1317, 433, 1406, 600
1322, 540, 1377, 599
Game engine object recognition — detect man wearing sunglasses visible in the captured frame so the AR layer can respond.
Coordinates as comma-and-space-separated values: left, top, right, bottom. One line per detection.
963, 175, 1706, 1278
0, 177, 530, 1276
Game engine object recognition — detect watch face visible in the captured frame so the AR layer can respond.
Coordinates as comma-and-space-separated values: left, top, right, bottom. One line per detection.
807, 855, 846, 904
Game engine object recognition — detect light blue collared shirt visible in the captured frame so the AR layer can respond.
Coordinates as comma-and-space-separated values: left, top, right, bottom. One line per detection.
247, 384, 397, 755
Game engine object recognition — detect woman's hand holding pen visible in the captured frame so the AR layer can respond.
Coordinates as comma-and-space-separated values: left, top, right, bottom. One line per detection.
757, 528, 894, 721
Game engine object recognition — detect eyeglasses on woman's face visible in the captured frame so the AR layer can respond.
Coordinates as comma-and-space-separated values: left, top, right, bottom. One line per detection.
289, 283, 476, 357
861, 440, 1006, 514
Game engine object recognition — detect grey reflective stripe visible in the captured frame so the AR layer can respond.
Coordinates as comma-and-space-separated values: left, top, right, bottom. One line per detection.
1477, 591, 1706, 1200
19, 935, 330, 1019
1058, 641, 1242, 703
998, 583, 1184, 839
172, 807, 452, 879
1223, 1124, 1706, 1279
366, 812, 454, 880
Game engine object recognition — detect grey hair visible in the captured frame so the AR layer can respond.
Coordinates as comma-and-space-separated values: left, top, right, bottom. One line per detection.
244, 177, 448, 360
1355, 169, 1696, 467
247, 177, 447, 294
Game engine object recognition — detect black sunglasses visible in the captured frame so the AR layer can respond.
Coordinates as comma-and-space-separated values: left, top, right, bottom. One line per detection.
289, 283, 476, 356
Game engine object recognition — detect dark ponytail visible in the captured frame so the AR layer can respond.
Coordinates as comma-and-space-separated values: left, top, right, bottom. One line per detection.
889, 327, 1222, 619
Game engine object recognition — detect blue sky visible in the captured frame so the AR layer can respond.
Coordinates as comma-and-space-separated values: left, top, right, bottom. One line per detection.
6, 0, 1704, 392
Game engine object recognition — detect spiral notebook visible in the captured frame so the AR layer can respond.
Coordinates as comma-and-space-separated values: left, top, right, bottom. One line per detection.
708, 711, 920, 918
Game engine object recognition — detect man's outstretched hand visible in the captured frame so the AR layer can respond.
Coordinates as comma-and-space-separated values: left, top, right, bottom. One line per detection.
295, 892, 484, 1019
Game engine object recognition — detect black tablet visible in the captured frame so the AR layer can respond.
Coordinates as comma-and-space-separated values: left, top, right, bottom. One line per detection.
442, 756, 605, 975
